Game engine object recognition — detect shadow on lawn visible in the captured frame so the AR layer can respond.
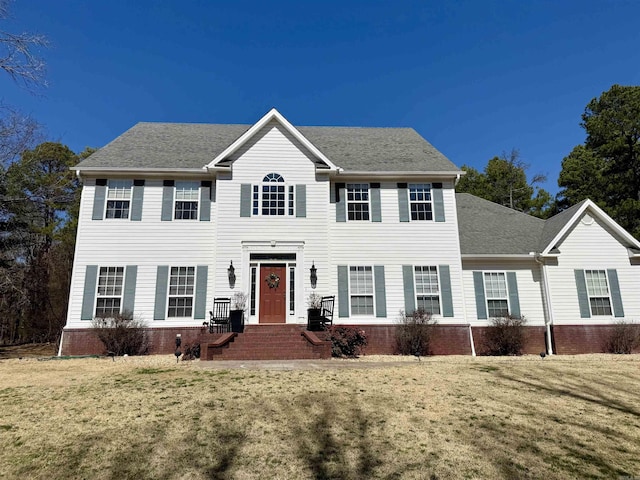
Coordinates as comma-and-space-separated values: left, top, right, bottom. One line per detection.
458, 364, 640, 479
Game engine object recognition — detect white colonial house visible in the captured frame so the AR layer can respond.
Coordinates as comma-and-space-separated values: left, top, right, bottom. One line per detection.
60, 109, 640, 358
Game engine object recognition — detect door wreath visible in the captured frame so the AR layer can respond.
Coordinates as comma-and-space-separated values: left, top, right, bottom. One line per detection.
265, 272, 280, 289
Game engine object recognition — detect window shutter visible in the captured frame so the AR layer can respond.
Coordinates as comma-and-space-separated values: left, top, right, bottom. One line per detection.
296, 184, 306, 218
122, 265, 138, 313
240, 184, 252, 217
607, 269, 624, 317
433, 183, 445, 222
574, 270, 591, 318
370, 183, 381, 222
335, 183, 346, 222
397, 183, 409, 222
92, 179, 107, 220
473, 271, 487, 319
200, 181, 211, 221
161, 180, 174, 221
374, 265, 386, 318
80, 265, 98, 320
194, 265, 208, 319
402, 265, 416, 315
130, 180, 145, 221
154, 266, 169, 320
439, 265, 454, 317
506, 272, 521, 318
337, 265, 349, 317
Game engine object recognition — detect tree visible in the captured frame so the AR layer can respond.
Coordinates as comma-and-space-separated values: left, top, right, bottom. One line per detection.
557, 85, 640, 238
0, 142, 79, 344
457, 149, 553, 218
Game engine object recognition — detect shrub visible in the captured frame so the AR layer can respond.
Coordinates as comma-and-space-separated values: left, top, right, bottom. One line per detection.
329, 326, 367, 358
181, 342, 201, 360
91, 311, 148, 356
604, 321, 640, 354
395, 308, 437, 357
482, 315, 527, 356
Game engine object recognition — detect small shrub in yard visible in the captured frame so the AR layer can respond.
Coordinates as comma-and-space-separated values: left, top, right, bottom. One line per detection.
92, 311, 148, 356
181, 342, 201, 360
482, 315, 527, 356
395, 308, 437, 357
604, 321, 640, 354
329, 326, 367, 358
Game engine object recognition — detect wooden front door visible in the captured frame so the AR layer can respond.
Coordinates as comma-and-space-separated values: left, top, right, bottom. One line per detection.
259, 265, 286, 323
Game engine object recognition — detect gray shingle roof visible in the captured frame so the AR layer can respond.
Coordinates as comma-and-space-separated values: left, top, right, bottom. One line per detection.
456, 193, 546, 255
75, 122, 460, 172
539, 200, 588, 251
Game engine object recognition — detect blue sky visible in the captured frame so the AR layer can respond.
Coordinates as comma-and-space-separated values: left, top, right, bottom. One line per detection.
4, 0, 640, 195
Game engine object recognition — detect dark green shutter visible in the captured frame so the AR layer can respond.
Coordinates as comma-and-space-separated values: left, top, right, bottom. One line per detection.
92, 180, 106, 220
81, 265, 98, 320
296, 184, 306, 218
161, 181, 174, 221
398, 183, 409, 222
607, 269, 624, 317
200, 181, 211, 221
370, 183, 381, 222
433, 183, 445, 222
473, 271, 487, 319
506, 272, 521, 317
374, 265, 386, 317
336, 183, 346, 222
154, 266, 169, 320
439, 265, 454, 317
574, 269, 591, 318
122, 265, 137, 313
131, 180, 144, 221
194, 265, 208, 319
240, 184, 252, 217
402, 265, 416, 315
337, 265, 349, 317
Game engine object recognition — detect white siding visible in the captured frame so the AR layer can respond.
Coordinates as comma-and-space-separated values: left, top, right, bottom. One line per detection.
546, 213, 640, 325
461, 260, 547, 326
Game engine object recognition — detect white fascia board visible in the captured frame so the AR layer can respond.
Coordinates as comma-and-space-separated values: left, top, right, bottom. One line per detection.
461, 254, 537, 260
541, 200, 640, 255
72, 167, 218, 178
208, 108, 338, 171
333, 170, 463, 179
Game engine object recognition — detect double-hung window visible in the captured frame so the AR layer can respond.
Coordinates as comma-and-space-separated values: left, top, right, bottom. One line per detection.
168, 267, 195, 317
349, 266, 374, 315
484, 272, 509, 317
105, 180, 132, 219
347, 183, 369, 221
409, 183, 433, 221
96, 267, 124, 316
585, 270, 612, 315
414, 266, 440, 314
174, 181, 199, 220
252, 173, 294, 216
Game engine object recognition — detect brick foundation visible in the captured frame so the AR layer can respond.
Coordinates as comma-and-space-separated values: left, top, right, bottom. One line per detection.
471, 326, 547, 356
354, 324, 473, 355
552, 324, 640, 355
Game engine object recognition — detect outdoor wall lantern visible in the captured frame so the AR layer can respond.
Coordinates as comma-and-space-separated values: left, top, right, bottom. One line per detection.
310, 262, 317, 289
228, 261, 236, 287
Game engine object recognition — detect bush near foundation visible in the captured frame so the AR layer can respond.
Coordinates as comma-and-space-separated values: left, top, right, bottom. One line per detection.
482, 315, 527, 356
604, 321, 640, 354
395, 308, 437, 357
91, 311, 148, 356
182, 342, 201, 360
329, 326, 368, 358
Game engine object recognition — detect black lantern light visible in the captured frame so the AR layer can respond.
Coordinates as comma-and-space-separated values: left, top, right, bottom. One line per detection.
228, 260, 236, 287
310, 262, 317, 289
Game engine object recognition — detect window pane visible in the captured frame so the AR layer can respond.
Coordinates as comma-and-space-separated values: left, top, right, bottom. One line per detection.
168, 267, 195, 317
346, 184, 369, 221
106, 200, 130, 219
409, 184, 432, 221
484, 272, 507, 298
487, 299, 509, 318
417, 296, 440, 315
590, 297, 612, 316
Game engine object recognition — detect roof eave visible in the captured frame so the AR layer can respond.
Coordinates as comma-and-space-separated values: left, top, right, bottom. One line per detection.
334, 170, 463, 178
461, 254, 537, 260
72, 166, 221, 178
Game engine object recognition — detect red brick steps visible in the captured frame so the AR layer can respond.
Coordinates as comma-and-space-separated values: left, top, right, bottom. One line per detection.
203, 324, 331, 360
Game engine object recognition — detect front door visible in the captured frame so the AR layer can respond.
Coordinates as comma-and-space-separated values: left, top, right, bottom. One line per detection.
259, 265, 286, 323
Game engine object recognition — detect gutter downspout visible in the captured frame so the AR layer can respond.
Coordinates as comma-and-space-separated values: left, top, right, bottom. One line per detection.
468, 324, 476, 356
532, 253, 554, 355
57, 330, 64, 357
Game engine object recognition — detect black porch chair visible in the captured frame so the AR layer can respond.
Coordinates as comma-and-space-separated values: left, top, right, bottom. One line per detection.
308, 295, 335, 331
209, 298, 231, 333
